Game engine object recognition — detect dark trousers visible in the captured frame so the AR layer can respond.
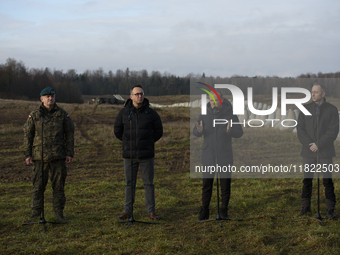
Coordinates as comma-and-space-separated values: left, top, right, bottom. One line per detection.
31, 160, 67, 213
124, 158, 155, 215
202, 172, 231, 209
301, 157, 336, 203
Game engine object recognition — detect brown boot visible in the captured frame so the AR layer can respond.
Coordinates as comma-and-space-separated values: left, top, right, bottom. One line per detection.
118, 212, 130, 220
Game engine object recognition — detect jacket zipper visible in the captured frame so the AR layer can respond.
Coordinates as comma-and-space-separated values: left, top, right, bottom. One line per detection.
135, 112, 138, 159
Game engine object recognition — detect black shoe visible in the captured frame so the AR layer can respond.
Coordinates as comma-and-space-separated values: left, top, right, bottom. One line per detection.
30, 211, 41, 219
298, 207, 311, 217
326, 209, 335, 219
220, 207, 228, 219
198, 206, 209, 221
55, 212, 67, 221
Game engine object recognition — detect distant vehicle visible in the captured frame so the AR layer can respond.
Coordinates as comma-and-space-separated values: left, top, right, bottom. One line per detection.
89, 97, 125, 105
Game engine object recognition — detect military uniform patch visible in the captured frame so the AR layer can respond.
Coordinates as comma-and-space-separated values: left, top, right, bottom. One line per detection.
28, 115, 32, 119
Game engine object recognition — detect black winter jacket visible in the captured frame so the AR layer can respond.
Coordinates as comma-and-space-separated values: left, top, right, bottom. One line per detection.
297, 99, 339, 158
114, 98, 163, 159
193, 98, 243, 166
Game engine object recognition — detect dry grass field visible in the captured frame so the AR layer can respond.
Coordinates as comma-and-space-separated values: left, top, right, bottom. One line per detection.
1, 95, 340, 254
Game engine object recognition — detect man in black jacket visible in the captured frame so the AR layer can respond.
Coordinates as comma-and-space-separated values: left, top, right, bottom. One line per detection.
114, 85, 163, 220
193, 90, 243, 220
297, 83, 339, 218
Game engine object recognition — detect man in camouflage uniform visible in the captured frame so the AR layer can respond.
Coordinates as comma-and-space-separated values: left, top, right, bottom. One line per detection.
24, 87, 74, 221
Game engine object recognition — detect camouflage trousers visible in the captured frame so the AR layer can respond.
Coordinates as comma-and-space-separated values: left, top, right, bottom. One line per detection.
31, 160, 67, 214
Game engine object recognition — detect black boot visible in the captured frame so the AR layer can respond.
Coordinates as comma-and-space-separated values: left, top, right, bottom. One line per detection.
55, 211, 67, 221
326, 209, 335, 219
298, 207, 311, 216
298, 198, 311, 216
198, 206, 209, 221
30, 210, 41, 219
326, 199, 336, 219
220, 207, 228, 219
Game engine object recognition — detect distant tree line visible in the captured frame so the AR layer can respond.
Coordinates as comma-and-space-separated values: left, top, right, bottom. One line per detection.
1, 58, 339, 103
77, 67, 190, 96
0, 58, 190, 103
0, 58, 83, 103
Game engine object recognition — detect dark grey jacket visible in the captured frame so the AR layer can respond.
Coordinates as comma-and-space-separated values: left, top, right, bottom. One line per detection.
297, 99, 339, 158
114, 98, 163, 159
193, 98, 243, 166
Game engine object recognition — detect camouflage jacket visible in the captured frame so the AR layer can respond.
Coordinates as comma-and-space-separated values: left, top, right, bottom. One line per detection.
24, 103, 74, 162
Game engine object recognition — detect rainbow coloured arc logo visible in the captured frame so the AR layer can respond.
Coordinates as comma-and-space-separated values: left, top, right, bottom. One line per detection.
196, 82, 223, 107
196, 82, 223, 115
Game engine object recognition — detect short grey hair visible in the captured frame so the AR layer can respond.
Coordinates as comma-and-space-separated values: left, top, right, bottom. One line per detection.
313, 83, 326, 93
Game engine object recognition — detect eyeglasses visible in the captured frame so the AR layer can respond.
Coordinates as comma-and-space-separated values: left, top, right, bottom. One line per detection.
133, 93, 144, 97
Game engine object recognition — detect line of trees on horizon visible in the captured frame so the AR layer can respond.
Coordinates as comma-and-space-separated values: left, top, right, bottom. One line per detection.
1, 58, 340, 104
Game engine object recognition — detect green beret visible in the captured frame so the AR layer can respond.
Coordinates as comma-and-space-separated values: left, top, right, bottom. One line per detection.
40, 87, 55, 96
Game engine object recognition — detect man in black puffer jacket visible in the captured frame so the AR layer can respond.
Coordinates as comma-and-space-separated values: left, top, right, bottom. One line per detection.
114, 85, 163, 220
193, 90, 243, 221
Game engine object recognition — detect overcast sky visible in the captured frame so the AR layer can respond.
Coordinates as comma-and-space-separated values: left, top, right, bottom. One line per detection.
1, 0, 339, 77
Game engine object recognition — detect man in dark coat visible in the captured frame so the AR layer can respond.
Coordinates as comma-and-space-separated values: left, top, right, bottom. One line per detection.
297, 83, 339, 218
193, 90, 243, 220
114, 85, 163, 220
24, 87, 74, 221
